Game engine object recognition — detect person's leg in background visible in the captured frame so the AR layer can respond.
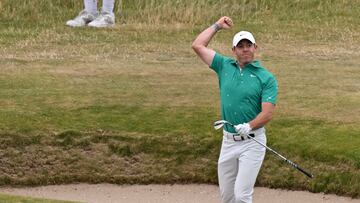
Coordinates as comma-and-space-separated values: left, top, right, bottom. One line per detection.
84, 0, 98, 13
66, 0, 98, 27
88, 0, 116, 27
102, 0, 115, 14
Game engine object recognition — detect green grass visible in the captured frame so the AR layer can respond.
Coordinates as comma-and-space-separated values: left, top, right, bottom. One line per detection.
0, 0, 359, 199
0, 193, 79, 203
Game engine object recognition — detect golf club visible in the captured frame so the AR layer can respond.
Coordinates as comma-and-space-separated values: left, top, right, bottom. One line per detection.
213, 120, 314, 178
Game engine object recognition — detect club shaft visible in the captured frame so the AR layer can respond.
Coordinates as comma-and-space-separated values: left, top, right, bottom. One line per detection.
247, 135, 313, 178
214, 121, 313, 178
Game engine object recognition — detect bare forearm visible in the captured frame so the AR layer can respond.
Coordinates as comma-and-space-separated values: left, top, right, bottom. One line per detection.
249, 111, 273, 130
192, 24, 218, 50
249, 102, 275, 130
192, 16, 233, 66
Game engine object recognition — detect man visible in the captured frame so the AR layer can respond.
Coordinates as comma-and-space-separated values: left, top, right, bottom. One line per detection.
192, 16, 278, 203
66, 0, 115, 28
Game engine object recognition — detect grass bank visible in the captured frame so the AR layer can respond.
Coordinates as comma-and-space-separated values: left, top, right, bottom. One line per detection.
0, 0, 359, 198
0, 193, 78, 203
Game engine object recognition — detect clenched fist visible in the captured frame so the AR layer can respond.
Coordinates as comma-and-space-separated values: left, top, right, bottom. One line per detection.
215, 16, 233, 30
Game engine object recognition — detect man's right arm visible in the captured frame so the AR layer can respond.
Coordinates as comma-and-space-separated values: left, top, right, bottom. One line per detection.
192, 16, 233, 66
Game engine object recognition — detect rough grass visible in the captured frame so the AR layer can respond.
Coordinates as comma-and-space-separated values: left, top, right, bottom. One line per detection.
0, 0, 359, 199
0, 193, 78, 203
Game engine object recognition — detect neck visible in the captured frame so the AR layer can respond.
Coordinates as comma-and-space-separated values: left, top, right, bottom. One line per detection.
237, 61, 250, 68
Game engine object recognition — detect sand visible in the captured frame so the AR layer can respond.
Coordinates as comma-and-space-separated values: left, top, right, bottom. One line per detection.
0, 184, 359, 203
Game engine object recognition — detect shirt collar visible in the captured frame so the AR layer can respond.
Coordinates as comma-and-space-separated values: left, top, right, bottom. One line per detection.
230, 59, 262, 69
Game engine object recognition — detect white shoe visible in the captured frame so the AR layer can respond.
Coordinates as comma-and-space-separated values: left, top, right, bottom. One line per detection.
66, 10, 98, 27
88, 12, 115, 28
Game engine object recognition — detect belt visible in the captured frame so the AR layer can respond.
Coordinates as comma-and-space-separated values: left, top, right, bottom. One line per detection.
223, 127, 265, 142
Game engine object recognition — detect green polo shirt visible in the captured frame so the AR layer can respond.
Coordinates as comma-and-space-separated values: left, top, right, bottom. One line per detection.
210, 53, 278, 133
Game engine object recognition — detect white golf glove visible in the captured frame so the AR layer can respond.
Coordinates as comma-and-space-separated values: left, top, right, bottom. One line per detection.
235, 123, 252, 136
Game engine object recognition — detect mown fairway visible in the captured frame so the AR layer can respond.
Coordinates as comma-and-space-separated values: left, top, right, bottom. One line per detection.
0, 0, 359, 199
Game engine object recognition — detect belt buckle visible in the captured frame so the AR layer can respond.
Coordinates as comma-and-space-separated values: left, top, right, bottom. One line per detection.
232, 133, 255, 141
233, 134, 245, 141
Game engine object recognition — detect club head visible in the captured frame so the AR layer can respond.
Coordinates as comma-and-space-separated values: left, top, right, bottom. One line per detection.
213, 120, 226, 130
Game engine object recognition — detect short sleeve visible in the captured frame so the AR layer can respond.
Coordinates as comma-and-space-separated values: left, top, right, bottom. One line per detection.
262, 75, 278, 104
210, 52, 224, 75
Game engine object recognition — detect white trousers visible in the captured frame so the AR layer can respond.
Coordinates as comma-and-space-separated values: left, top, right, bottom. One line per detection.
84, 0, 115, 13
218, 129, 266, 203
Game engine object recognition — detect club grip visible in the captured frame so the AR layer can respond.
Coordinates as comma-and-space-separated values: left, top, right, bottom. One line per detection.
296, 165, 313, 178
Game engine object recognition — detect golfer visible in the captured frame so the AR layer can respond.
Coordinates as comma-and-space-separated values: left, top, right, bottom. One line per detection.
192, 16, 278, 203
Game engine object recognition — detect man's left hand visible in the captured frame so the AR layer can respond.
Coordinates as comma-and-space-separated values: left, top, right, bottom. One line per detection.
235, 123, 252, 135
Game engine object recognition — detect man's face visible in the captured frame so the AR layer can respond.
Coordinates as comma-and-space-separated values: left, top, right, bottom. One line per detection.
232, 39, 257, 65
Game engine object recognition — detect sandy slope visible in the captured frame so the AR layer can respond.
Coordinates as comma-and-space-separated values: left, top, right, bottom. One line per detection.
0, 184, 359, 203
